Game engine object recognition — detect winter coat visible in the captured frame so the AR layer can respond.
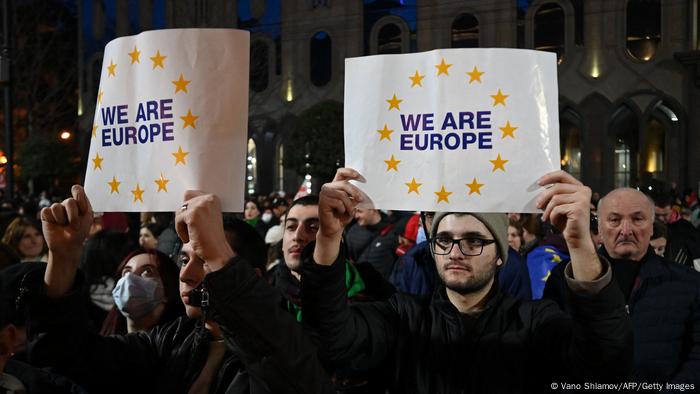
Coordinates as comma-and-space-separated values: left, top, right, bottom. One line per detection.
543, 247, 700, 386
301, 248, 632, 394
21, 257, 333, 394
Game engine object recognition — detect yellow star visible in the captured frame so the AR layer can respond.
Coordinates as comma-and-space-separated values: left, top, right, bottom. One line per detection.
435, 58, 452, 76
106, 60, 116, 77
489, 154, 508, 172
435, 186, 452, 203
466, 178, 484, 195
491, 89, 509, 107
131, 184, 145, 203
466, 66, 484, 84
405, 178, 422, 194
172, 73, 191, 94
128, 46, 141, 64
499, 121, 518, 139
150, 50, 167, 69
172, 146, 189, 165
154, 173, 170, 192
180, 109, 199, 129
386, 94, 402, 111
377, 124, 394, 141
92, 153, 103, 170
384, 154, 400, 172
409, 70, 424, 87
97, 90, 104, 105
92, 124, 98, 138
108, 176, 121, 194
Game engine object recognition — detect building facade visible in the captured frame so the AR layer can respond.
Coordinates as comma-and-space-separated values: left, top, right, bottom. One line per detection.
79, 0, 700, 197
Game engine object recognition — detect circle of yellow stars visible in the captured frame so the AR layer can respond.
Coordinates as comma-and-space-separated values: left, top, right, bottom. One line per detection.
92, 45, 201, 204
376, 56, 519, 204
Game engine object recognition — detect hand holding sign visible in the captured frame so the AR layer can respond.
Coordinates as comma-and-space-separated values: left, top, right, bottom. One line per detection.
84, 29, 249, 212
315, 168, 365, 265
344, 48, 560, 213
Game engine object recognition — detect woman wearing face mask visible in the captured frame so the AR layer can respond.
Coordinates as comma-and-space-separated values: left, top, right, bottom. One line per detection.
100, 248, 184, 335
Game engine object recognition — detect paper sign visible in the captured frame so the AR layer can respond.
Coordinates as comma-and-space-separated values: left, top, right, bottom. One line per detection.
344, 48, 560, 213
84, 29, 249, 212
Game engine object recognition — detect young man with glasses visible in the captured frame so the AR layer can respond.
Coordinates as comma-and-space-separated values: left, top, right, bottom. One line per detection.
300, 168, 632, 393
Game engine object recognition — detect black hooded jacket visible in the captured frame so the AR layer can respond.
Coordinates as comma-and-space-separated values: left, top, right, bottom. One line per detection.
301, 246, 632, 393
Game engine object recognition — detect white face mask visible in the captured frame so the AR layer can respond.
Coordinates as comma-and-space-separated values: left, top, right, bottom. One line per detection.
112, 273, 165, 319
261, 213, 273, 223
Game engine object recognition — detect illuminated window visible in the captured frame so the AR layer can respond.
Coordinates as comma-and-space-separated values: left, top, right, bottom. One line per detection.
534, 3, 565, 63
645, 118, 665, 180
250, 41, 269, 92
560, 123, 581, 179
626, 0, 660, 61
377, 23, 402, 54
277, 142, 284, 191
310, 31, 332, 86
246, 138, 257, 196
614, 141, 631, 188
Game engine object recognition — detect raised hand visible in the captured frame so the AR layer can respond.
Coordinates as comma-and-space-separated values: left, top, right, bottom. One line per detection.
537, 170, 601, 280
41, 185, 94, 298
175, 190, 235, 272
314, 168, 365, 265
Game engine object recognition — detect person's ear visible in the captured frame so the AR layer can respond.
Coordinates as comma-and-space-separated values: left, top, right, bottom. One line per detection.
254, 267, 263, 277
496, 257, 504, 267
0, 325, 17, 357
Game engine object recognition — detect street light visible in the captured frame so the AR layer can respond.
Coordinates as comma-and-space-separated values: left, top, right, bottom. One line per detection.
59, 130, 72, 140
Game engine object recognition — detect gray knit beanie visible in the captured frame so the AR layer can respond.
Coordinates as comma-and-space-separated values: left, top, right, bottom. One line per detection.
430, 212, 509, 264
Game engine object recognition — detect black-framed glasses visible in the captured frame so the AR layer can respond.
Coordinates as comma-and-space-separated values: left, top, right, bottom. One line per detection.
430, 236, 496, 256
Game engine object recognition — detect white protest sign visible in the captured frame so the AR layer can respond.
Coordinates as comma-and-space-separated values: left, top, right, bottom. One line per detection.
84, 29, 249, 212
344, 48, 561, 213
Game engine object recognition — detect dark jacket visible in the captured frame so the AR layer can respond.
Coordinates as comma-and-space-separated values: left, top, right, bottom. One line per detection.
388, 241, 437, 297
301, 247, 632, 393
3, 359, 88, 394
22, 257, 333, 394
543, 247, 700, 386
344, 215, 399, 279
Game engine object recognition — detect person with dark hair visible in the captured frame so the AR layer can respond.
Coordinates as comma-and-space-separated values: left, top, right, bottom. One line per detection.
138, 223, 161, 250
100, 248, 184, 336
79, 230, 137, 330
2, 218, 47, 262
22, 186, 331, 393
302, 168, 631, 393
269, 194, 393, 393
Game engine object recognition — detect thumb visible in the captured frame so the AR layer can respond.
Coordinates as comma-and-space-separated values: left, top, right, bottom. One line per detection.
73, 185, 93, 217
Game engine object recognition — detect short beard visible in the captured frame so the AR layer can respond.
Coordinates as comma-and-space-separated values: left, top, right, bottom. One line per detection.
439, 260, 497, 295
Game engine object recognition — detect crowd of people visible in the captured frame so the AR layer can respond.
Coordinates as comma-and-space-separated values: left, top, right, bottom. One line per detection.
0, 171, 698, 393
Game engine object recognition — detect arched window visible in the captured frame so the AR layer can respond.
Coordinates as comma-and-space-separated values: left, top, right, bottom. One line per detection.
626, 0, 661, 61
560, 120, 581, 179
377, 23, 402, 54
246, 138, 257, 196
644, 118, 665, 180
451, 14, 479, 48
534, 3, 565, 63
609, 105, 639, 188
310, 31, 332, 87
614, 141, 631, 188
250, 40, 269, 92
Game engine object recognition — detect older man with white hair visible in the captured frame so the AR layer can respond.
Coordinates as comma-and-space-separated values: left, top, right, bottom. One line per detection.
544, 187, 700, 388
